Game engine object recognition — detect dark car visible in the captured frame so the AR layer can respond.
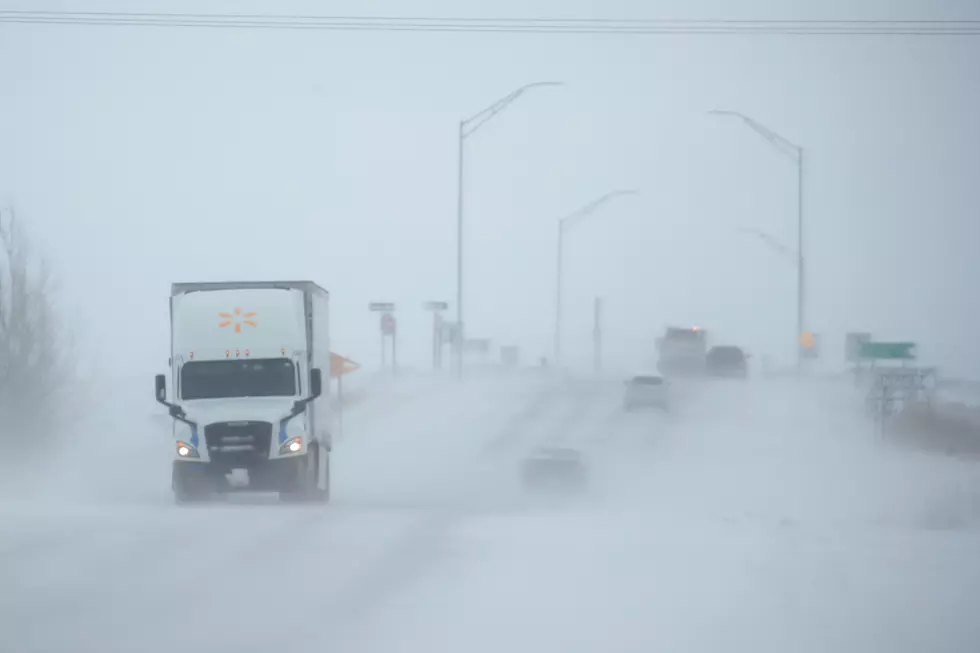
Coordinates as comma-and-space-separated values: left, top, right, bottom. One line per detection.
521, 446, 588, 494
706, 346, 748, 378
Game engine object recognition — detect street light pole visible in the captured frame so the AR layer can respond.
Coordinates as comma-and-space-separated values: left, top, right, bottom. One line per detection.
454, 81, 562, 380
553, 189, 639, 367
710, 109, 805, 371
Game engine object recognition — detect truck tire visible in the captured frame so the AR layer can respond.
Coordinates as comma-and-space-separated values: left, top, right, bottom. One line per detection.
172, 463, 211, 504
279, 445, 328, 503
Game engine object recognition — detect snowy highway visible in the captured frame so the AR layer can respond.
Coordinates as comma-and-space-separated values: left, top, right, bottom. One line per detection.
3, 373, 980, 652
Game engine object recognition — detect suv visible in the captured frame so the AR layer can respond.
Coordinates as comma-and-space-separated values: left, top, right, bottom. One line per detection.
706, 346, 748, 378
623, 373, 669, 411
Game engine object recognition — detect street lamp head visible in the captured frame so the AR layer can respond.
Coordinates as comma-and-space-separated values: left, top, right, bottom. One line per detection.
708, 108, 744, 120
525, 81, 564, 90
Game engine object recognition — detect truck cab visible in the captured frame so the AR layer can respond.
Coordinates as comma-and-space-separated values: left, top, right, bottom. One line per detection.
656, 326, 708, 377
155, 281, 332, 503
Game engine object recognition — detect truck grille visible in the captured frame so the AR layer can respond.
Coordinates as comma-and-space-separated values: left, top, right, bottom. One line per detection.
204, 421, 273, 462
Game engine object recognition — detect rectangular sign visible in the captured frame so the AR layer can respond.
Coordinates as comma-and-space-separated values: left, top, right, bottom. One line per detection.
424, 301, 449, 311
369, 302, 395, 312
859, 341, 917, 360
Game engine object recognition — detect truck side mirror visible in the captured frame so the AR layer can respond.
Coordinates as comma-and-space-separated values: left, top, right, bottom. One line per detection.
155, 374, 167, 403
310, 368, 323, 399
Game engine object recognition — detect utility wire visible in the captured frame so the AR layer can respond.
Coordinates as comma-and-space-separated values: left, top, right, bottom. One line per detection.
0, 11, 979, 35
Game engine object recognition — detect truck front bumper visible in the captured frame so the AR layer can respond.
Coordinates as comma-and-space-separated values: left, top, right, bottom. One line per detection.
173, 455, 307, 493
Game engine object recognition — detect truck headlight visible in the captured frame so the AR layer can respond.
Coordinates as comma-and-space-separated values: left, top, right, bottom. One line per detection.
278, 436, 303, 455
176, 440, 200, 459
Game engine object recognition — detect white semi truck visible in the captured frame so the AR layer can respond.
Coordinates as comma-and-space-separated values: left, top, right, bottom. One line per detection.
155, 281, 332, 503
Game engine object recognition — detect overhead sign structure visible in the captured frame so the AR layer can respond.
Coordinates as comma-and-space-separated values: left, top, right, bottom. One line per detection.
424, 301, 449, 311
369, 302, 395, 312
859, 341, 917, 361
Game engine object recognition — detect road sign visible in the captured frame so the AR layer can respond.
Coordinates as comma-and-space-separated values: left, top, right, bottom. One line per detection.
330, 352, 360, 377
369, 302, 395, 312
424, 301, 449, 311
859, 341, 917, 360
800, 331, 813, 349
800, 331, 819, 358
380, 313, 396, 335
845, 332, 872, 363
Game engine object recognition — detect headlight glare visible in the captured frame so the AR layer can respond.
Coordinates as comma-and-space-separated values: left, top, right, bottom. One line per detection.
176, 440, 200, 459
278, 436, 303, 456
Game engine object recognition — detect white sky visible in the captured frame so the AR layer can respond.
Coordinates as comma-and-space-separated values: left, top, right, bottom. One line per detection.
1, 0, 978, 383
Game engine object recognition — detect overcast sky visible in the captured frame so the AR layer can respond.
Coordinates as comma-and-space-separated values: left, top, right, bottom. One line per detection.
2, 0, 978, 386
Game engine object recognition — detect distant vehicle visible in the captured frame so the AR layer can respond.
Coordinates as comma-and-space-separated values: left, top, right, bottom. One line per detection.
521, 446, 588, 494
656, 326, 708, 377
623, 373, 670, 411
155, 281, 332, 504
706, 345, 749, 378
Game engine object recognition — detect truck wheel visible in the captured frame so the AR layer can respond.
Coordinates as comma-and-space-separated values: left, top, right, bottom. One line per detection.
172, 464, 210, 504
314, 448, 331, 504
279, 446, 326, 503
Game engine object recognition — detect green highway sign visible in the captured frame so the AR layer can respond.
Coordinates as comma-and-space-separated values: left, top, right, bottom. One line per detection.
858, 341, 917, 360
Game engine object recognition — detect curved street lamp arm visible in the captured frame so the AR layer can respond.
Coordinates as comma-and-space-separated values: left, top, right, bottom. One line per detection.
462, 81, 562, 139
737, 227, 801, 266
560, 189, 640, 232
710, 109, 802, 162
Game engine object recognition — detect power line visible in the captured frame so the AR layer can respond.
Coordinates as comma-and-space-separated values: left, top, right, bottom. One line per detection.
0, 11, 979, 35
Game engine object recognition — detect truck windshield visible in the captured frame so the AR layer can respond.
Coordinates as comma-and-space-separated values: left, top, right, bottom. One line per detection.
181, 358, 297, 400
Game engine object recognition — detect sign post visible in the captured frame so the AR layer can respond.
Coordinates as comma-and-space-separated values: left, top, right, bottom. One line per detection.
423, 301, 449, 371
330, 352, 360, 440
369, 302, 397, 372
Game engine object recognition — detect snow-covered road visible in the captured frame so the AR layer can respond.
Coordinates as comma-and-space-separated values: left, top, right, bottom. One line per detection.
3, 374, 980, 652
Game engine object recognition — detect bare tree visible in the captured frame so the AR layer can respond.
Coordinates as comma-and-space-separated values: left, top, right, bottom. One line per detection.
0, 208, 69, 453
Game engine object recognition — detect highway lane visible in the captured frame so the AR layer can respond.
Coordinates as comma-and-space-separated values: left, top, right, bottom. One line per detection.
5, 374, 980, 652
0, 373, 571, 653
339, 376, 980, 653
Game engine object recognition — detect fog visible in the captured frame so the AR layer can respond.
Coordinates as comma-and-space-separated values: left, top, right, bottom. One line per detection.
2, 0, 980, 651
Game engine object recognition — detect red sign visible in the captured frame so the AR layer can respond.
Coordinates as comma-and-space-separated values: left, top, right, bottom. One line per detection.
381, 313, 396, 335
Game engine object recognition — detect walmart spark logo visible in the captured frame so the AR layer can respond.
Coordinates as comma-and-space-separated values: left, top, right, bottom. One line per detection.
219, 308, 257, 333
